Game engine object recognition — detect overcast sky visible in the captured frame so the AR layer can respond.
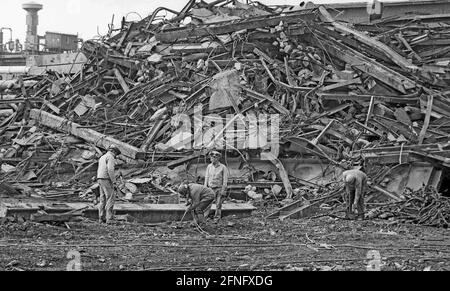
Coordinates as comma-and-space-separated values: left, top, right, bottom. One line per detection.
0, 0, 406, 44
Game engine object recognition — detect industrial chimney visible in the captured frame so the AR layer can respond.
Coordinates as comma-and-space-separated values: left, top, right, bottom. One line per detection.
22, 2, 43, 53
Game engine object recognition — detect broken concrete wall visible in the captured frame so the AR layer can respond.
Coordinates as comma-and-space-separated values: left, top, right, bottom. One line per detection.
26, 52, 87, 75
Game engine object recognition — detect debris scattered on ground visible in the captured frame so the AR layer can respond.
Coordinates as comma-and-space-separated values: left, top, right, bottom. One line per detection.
367, 187, 450, 228
1, 0, 450, 229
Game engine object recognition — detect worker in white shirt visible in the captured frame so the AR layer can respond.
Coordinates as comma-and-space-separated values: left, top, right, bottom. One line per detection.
97, 145, 121, 224
342, 168, 367, 220
203, 151, 229, 223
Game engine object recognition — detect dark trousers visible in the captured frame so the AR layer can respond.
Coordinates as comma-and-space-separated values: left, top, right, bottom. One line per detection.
346, 185, 365, 219
204, 188, 223, 219
193, 197, 214, 224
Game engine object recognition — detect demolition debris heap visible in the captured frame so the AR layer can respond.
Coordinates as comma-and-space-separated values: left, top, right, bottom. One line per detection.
1, 0, 450, 226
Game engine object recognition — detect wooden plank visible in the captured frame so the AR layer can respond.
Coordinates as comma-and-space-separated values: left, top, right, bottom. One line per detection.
418, 95, 434, 145
29, 109, 142, 159
167, 152, 204, 170
314, 38, 416, 93
0, 98, 30, 104
395, 33, 422, 61
361, 144, 443, 157
410, 151, 450, 168
279, 200, 316, 220
313, 104, 352, 120
317, 93, 419, 104
114, 68, 130, 93
415, 39, 450, 46
365, 96, 375, 127
265, 199, 303, 219
371, 185, 403, 202
156, 11, 315, 42
312, 24, 395, 65
241, 86, 290, 115
353, 121, 383, 137
267, 188, 344, 219
372, 115, 417, 142
311, 120, 335, 145
424, 95, 450, 117
320, 78, 361, 92
319, 6, 419, 72
364, 153, 412, 164
43, 100, 61, 115
310, 124, 353, 145
141, 119, 165, 152
419, 46, 450, 59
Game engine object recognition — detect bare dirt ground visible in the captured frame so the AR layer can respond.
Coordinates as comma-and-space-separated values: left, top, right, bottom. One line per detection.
0, 207, 449, 271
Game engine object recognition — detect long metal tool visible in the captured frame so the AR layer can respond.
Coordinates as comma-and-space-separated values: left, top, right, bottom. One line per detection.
180, 208, 190, 223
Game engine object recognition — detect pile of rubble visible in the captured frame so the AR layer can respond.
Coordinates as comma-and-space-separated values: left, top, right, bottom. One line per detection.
1, 0, 450, 218
367, 186, 450, 228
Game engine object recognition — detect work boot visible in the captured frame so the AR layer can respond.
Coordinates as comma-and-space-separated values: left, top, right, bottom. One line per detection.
344, 213, 353, 220
197, 213, 206, 224
106, 219, 119, 225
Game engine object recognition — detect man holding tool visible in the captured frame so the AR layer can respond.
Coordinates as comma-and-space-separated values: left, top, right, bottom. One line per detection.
178, 182, 215, 228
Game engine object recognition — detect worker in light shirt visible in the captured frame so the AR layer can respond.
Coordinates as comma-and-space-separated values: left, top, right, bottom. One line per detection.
203, 151, 229, 223
97, 145, 121, 224
342, 168, 367, 221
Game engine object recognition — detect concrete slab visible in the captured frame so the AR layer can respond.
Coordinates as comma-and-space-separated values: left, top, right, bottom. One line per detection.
26, 52, 87, 75
0, 201, 256, 223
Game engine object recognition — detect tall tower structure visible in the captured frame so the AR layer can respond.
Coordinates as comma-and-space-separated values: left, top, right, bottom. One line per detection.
0, 30, 3, 53
22, 2, 43, 53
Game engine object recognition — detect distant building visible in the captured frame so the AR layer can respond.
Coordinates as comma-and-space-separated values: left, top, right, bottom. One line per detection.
1, 2, 81, 74
45, 32, 79, 53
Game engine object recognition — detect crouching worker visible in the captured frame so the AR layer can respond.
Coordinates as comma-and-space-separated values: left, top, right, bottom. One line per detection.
342, 168, 367, 220
178, 183, 215, 227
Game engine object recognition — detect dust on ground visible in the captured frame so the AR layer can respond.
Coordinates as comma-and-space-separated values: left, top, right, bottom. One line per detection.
1, 208, 449, 271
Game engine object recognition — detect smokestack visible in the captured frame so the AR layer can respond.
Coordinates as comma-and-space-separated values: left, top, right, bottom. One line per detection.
22, 2, 43, 53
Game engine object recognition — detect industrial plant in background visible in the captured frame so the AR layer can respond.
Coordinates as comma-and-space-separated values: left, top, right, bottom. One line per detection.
0, 2, 81, 67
